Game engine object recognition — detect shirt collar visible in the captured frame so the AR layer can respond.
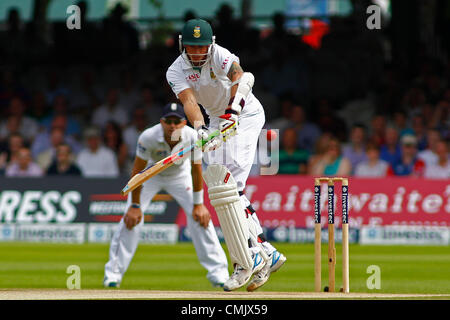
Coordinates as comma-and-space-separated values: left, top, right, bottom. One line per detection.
181, 53, 194, 71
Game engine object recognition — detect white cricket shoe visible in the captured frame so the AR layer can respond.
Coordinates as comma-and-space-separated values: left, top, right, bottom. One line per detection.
223, 252, 266, 292
246, 250, 287, 292
103, 277, 120, 288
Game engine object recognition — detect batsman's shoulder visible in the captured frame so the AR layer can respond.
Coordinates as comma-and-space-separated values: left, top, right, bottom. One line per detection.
167, 55, 185, 73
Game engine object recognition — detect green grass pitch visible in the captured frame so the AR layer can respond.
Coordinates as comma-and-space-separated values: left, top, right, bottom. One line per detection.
0, 242, 449, 294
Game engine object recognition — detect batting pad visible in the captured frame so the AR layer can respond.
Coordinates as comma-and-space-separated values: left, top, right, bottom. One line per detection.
203, 164, 254, 270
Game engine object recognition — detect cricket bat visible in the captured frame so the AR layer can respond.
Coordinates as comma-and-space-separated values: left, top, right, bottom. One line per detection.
120, 130, 220, 196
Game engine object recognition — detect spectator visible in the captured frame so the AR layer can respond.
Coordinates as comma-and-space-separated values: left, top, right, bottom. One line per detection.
123, 107, 149, 160
291, 104, 321, 153
0, 115, 21, 141
0, 147, 6, 173
1, 133, 25, 167
410, 115, 428, 151
47, 144, 82, 176
103, 121, 128, 174
342, 123, 368, 173
379, 126, 401, 167
424, 140, 450, 179
338, 93, 375, 131
418, 128, 442, 167
354, 142, 389, 177
387, 134, 426, 177
76, 127, 119, 177
390, 110, 411, 137
31, 114, 82, 158
433, 99, 450, 140
307, 132, 333, 174
36, 127, 65, 171
314, 98, 347, 142
401, 87, 426, 119
5, 147, 43, 177
40, 94, 82, 137
92, 87, 129, 129
0, 97, 39, 143
277, 127, 309, 174
27, 90, 51, 123
421, 103, 438, 130
308, 136, 351, 176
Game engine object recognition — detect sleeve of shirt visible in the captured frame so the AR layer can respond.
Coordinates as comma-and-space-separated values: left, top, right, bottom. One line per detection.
166, 65, 190, 98
135, 129, 153, 161
212, 45, 240, 76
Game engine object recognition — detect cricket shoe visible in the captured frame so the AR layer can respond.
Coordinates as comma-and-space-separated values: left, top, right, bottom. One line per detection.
223, 252, 266, 292
211, 281, 225, 288
246, 250, 287, 292
103, 277, 120, 288
211, 278, 228, 288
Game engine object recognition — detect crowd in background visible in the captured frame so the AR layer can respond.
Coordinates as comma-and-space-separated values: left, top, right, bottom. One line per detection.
0, 2, 449, 179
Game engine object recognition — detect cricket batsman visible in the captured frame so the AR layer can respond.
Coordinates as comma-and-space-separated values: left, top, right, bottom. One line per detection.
166, 19, 286, 291
104, 102, 229, 288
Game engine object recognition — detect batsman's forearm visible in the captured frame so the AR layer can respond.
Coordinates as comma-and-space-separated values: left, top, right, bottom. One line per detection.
131, 186, 142, 204
229, 84, 239, 102
178, 88, 205, 129
129, 157, 147, 203
184, 101, 205, 130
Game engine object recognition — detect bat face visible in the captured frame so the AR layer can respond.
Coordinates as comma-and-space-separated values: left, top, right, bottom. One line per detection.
120, 130, 220, 196
121, 160, 171, 196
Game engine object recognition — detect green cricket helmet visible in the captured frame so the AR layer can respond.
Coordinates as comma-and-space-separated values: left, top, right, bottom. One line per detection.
179, 19, 216, 68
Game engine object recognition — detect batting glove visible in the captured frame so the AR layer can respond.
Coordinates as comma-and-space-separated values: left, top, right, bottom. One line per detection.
196, 125, 222, 152
219, 111, 239, 142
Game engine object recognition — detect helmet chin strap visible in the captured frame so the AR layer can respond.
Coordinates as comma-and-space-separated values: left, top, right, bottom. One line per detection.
179, 36, 216, 69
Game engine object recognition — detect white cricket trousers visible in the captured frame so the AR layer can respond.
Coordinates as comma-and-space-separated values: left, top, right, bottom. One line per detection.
104, 173, 229, 285
204, 104, 269, 248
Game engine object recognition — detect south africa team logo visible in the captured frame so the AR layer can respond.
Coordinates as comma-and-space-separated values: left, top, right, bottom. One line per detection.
193, 26, 201, 38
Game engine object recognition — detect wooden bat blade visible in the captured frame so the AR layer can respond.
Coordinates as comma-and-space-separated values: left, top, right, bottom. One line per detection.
121, 161, 173, 196
120, 130, 220, 196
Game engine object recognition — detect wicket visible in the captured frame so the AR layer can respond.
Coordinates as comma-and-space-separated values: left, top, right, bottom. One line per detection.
314, 177, 349, 293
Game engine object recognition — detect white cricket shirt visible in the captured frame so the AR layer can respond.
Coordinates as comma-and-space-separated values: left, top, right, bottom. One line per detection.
166, 44, 261, 118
